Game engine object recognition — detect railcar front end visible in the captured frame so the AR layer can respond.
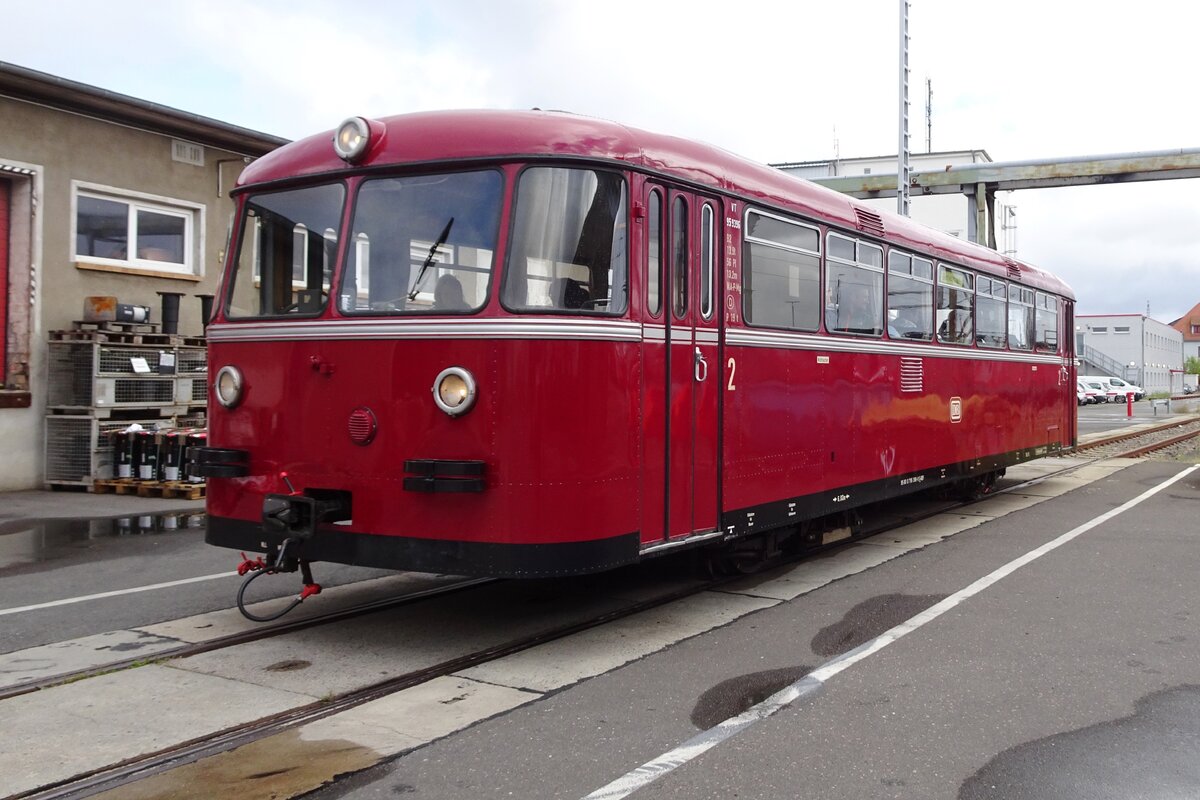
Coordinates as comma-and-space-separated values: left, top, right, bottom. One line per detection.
198, 124, 643, 579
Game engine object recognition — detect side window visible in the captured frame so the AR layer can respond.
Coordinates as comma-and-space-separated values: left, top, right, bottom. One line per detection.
826, 233, 884, 336
502, 167, 628, 314
1036, 292, 1060, 351
672, 196, 688, 319
1008, 287, 1035, 350
647, 190, 662, 317
975, 276, 1007, 348
937, 264, 974, 345
701, 203, 714, 320
887, 251, 934, 340
229, 184, 344, 318
742, 210, 820, 331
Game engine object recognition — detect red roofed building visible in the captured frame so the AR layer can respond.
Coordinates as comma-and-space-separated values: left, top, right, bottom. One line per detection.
1169, 301, 1200, 364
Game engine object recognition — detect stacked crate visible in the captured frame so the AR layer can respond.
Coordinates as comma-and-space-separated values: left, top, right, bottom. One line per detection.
44, 321, 208, 494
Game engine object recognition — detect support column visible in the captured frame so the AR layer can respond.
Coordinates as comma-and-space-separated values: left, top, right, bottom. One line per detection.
966, 182, 995, 248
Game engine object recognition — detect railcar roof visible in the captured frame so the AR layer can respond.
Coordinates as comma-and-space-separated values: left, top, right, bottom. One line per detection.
239, 109, 1072, 298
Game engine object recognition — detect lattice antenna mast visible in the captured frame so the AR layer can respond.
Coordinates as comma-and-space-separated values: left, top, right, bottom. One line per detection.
926, 77, 932, 153
897, 0, 911, 216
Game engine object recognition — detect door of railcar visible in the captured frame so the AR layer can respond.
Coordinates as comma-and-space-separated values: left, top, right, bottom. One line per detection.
1063, 299, 1077, 447
640, 184, 720, 544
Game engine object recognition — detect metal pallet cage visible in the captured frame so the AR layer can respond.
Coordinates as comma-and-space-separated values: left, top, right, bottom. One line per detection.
44, 415, 167, 486
47, 340, 207, 413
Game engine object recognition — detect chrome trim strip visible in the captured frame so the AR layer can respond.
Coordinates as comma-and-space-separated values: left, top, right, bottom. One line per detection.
639, 528, 725, 556
725, 329, 1063, 365
643, 324, 668, 342
695, 330, 720, 344
208, 318, 643, 343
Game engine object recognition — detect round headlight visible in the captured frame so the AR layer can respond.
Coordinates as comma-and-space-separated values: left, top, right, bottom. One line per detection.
333, 116, 370, 163
432, 367, 476, 416
214, 365, 244, 409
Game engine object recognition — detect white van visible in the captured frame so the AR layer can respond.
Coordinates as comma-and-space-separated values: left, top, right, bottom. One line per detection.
1080, 375, 1144, 401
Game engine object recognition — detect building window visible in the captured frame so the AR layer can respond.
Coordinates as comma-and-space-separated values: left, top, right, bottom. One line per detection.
1092, 326, 1107, 333
1114, 326, 1130, 334
73, 183, 202, 277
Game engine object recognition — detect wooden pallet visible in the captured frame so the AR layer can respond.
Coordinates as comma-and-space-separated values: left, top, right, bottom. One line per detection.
137, 481, 206, 500
93, 478, 141, 495
51, 327, 205, 347
48, 405, 191, 419
93, 479, 205, 499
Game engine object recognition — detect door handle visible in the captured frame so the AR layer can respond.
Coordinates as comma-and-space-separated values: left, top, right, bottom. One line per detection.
695, 347, 708, 382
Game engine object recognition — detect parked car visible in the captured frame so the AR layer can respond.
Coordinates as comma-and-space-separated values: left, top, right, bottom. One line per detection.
1080, 375, 1140, 402
1077, 380, 1098, 405
1104, 376, 1144, 400
1082, 380, 1114, 402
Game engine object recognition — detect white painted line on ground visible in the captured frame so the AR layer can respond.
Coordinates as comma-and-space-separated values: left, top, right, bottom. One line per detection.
581, 464, 1200, 800
0, 571, 237, 617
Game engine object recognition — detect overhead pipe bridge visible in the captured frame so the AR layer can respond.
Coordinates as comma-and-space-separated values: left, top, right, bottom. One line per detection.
806, 147, 1200, 248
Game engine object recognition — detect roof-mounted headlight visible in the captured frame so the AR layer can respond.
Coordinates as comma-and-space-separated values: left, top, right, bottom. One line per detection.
333, 116, 370, 163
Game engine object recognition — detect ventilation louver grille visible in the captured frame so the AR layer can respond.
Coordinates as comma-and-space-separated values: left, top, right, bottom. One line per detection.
854, 207, 885, 237
348, 407, 377, 446
1003, 257, 1022, 280
900, 357, 924, 393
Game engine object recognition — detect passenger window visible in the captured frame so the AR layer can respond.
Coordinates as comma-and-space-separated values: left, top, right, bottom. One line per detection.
887, 251, 934, 340
937, 264, 974, 345
742, 210, 820, 332
1036, 292, 1059, 351
826, 233, 883, 336
647, 190, 662, 317
975, 277, 1007, 348
672, 196, 688, 319
1008, 287, 1035, 350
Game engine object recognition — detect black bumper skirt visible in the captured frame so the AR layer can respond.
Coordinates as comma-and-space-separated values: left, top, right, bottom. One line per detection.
205, 516, 641, 579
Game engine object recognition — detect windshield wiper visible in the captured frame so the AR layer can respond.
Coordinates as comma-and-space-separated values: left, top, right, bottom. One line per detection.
408, 217, 455, 300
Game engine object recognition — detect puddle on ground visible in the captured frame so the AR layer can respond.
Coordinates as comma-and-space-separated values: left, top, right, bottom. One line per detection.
0, 513, 206, 574
691, 666, 814, 729
812, 593, 947, 657
88, 728, 381, 800
959, 685, 1200, 799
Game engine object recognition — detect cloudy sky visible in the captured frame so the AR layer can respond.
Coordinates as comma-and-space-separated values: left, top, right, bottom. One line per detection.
7, 0, 1199, 322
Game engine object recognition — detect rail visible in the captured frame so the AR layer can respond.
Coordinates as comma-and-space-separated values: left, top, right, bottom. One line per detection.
11, 420, 1200, 799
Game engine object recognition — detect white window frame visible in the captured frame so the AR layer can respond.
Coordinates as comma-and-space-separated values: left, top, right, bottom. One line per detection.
72, 181, 204, 278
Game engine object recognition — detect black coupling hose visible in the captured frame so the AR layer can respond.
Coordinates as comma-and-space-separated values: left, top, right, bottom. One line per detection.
234, 537, 315, 623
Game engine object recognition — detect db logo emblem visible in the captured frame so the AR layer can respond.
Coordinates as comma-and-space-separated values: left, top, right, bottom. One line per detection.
949, 397, 963, 423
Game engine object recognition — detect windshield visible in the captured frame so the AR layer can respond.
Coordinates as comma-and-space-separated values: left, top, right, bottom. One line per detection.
226, 184, 345, 319
339, 171, 503, 314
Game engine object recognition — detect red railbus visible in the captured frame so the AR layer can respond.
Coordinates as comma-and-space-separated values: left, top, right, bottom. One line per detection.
193, 110, 1075, 591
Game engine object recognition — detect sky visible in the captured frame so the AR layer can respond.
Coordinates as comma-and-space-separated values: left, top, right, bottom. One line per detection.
5, 0, 1200, 322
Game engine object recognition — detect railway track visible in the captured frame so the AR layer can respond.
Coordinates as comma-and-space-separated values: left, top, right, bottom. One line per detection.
11, 416, 1200, 800
1074, 417, 1200, 459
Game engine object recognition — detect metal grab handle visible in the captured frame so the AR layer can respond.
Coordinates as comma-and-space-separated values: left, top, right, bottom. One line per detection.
695, 347, 708, 382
